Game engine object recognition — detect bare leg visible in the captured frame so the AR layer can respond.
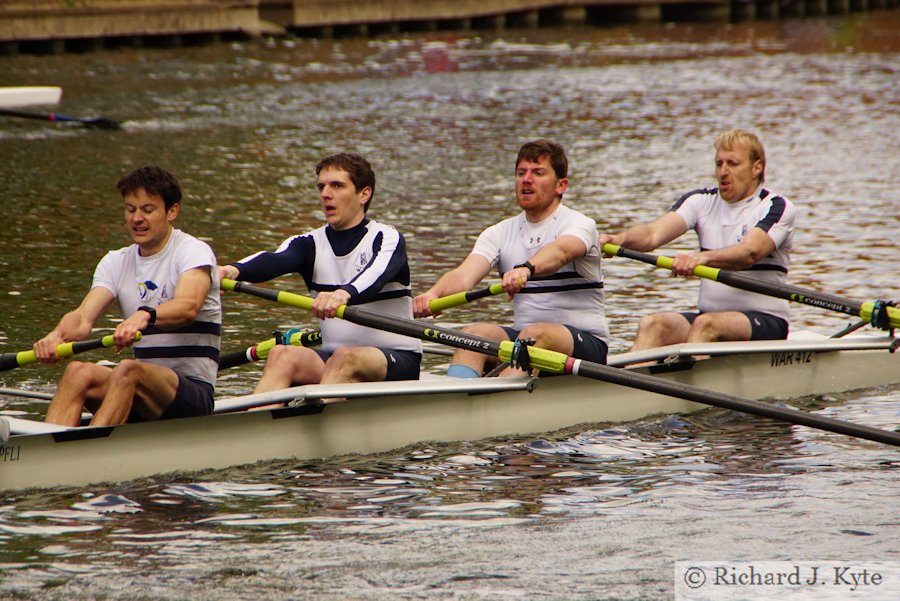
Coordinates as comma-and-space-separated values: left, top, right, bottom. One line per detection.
254, 346, 326, 394
630, 312, 692, 351
45, 361, 111, 427
91, 359, 180, 426
686, 312, 752, 343
320, 347, 388, 384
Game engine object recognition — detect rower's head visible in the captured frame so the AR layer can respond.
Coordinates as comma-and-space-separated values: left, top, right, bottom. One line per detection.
116, 165, 182, 211
315, 153, 375, 231
116, 166, 181, 255
714, 129, 766, 203
515, 140, 569, 220
316, 153, 375, 213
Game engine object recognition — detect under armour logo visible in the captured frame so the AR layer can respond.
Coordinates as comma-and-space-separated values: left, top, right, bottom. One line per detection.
530, 237, 541, 245
390, 354, 397, 363
577, 333, 583, 342
753, 318, 761, 327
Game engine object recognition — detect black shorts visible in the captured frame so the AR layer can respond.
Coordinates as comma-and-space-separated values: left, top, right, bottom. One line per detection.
680, 311, 789, 341
501, 325, 608, 365
127, 374, 213, 422
313, 348, 422, 381
159, 374, 215, 419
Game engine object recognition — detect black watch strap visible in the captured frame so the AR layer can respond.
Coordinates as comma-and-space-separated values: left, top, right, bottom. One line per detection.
138, 305, 157, 325
513, 261, 535, 277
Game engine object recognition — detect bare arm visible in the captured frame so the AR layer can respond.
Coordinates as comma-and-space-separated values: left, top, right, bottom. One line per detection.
34, 287, 115, 362
670, 228, 776, 275
413, 254, 492, 317
503, 234, 588, 295
599, 212, 688, 252
113, 266, 212, 350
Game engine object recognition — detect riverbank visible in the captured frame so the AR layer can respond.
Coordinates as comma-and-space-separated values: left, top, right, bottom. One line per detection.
1, 0, 897, 55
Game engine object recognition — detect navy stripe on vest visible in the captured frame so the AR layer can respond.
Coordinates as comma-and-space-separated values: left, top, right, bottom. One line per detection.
142, 321, 222, 336
135, 346, 221, 362
518, 282, 604, 294
311, 285, 411, 303
670, 187, 717, 211
754, 192, 787, 233
746, 263, 788, 274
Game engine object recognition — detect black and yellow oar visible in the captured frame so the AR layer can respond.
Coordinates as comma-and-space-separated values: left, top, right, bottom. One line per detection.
217, 329, 322, 370
427, 283, 505, 313
221, 278, 900, 447
0, 333, 142, 372
602, 243, 899, 330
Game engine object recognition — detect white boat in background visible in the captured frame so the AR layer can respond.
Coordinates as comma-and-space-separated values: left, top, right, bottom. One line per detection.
2, 332, 898, 492
0, 86, 62, 108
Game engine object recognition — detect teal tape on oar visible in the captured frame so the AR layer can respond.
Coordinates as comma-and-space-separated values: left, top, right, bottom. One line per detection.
217, 329, 322, 370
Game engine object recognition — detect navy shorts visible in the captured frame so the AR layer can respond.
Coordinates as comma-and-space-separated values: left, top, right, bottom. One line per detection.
313, 348, 422, 381
159, 374, 215, 419
501, 325, 608, 365
127, 374, 213, 422
680, 311, 789, 341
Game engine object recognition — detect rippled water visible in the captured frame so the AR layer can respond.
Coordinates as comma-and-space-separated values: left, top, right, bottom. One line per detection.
1, 11, 899, 600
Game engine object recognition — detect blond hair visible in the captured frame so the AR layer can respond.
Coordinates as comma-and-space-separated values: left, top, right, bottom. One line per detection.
714, 129, 766, 183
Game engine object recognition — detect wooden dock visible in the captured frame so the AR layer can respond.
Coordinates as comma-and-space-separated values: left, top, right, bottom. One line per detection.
1, 0, 896, 55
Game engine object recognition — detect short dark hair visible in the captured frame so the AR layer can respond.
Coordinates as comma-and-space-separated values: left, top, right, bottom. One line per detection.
315, 153, 376, 213
516, 139, 568, 179
116, 166, 182, 210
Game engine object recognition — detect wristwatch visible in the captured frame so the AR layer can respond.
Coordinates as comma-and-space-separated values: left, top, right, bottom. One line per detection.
138, 305, 157, 326
513, 261, 536, 277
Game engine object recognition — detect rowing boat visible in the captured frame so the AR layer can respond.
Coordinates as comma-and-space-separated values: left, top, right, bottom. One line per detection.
2, 331, 897, 492
0, 86, 62, 108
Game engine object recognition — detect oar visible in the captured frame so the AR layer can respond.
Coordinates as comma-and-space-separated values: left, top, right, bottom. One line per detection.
0, 108, 121, 130
428, 283, 505, 313
602, 243, 899, 330
221, 278, 900, 447
218, 329, 322, 370
0, 333, 142, 372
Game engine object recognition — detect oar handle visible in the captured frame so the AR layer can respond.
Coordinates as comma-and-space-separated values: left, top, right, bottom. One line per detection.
0, 333, 142, 372
428, 283, 505, 313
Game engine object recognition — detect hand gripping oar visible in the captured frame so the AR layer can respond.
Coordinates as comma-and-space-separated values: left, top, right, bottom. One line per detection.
602, 243, 899, 330
218, 329, 322, 370
427, 283, 505, 313
221, 278, 900, 448
0, 108, 121, 130
0, 333, 142, 372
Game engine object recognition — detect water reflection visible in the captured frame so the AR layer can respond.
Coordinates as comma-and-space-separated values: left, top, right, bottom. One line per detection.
1, 13, 899, 598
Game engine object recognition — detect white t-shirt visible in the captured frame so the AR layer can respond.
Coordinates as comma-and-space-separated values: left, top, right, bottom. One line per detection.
673, 186, 796, 321
92, 228, 222, 386
471, 203, 608, 343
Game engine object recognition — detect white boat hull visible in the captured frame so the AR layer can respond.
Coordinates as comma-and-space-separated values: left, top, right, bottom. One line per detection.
0, 86, 62, 108
2, 335, 898, 491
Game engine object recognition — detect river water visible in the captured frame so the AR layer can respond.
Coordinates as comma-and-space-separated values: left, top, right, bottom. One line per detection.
1, 11, 899, 600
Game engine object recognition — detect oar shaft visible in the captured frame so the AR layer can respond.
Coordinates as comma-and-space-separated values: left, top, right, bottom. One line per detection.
223, 278, 900, 447
569, 359, 900, 447
602, 243, 899, 328
0, 334, 139, 372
